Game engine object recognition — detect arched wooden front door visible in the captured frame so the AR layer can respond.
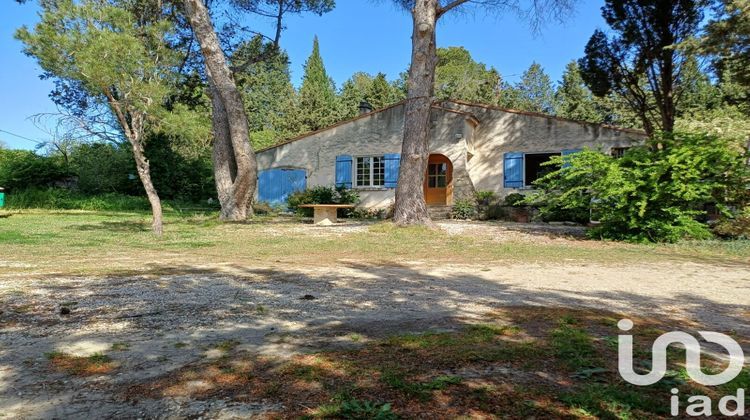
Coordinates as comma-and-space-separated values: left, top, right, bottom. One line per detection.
424, 154, 453, 205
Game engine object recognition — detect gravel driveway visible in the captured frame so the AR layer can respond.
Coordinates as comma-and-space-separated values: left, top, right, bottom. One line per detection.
2, 258, 749, 418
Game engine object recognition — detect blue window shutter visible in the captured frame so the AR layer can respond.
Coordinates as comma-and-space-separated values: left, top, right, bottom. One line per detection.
335, 155, 352, 188
503, 152, 524, 188
561, 149, 582, 168
384, 153, 401, 188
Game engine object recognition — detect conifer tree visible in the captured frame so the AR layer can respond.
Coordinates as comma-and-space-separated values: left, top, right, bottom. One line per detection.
514, 62, 556, 114
555, 61, 603, 123
298, 36, 339, 131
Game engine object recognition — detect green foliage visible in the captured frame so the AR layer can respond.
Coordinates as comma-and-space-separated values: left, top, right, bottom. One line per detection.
474, 190, 495, 204
298, 36, 340, 131
699, 0, 750, 91
561, 384, 668, 418
503, 193, 526, 207
578, 0, 706, 134
339, 72, 403, 119
143, 135, 216, 201
348, 207, 389, 220
287, 185, 360, 215
451, 198, 478, 220
233, 37, 305, 148
315, 396, 396, 420
714, 208, 750, 239
69, 143, 137, 195
0, 149, 69, 190
676, 56, 724, 116
526, 133, 750, 242
550, 318, 598, 370
555, 61, 604, 123
16, 0, 178, 116
434, 47, 502, 103
504, 62, 556, 114
381, 369, 461, 401
675, 105, 750, 144
5, 188, 150, 211
338, 398, 396, 420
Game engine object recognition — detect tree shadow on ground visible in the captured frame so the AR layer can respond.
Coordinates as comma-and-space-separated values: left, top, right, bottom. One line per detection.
1, 260, 747, 418
69, 220, 151, 232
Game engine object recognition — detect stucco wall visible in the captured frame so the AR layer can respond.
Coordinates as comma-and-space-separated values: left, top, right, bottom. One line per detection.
256, 100, 648, 208
443, 102, 646, 197
256, 103, 469, 208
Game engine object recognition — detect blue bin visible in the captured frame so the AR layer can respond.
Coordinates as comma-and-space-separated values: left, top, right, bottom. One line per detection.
0, 188, 4, 208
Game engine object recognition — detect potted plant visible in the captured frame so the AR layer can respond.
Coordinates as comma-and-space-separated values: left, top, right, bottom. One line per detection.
504, 193, 531, 223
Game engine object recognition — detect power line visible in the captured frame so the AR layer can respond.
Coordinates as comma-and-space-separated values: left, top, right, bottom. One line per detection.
0, 128, 42, 144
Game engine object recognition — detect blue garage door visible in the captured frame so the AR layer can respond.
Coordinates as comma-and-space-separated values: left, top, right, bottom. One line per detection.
258, 168, 307, 205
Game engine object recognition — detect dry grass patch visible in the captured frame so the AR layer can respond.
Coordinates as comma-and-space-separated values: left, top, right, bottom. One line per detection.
124, 307, 730, 418
46, 351, 116, 376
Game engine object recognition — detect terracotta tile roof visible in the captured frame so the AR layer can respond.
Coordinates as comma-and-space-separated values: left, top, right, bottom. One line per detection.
440, 99, 647, 135
255, 98, 645, 154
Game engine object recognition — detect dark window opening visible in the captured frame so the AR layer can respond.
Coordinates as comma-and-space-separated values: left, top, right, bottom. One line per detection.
524, 153, 560, 186
611, 147, 630, 158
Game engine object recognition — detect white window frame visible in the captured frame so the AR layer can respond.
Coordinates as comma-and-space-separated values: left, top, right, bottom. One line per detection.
354, 155, 385, 188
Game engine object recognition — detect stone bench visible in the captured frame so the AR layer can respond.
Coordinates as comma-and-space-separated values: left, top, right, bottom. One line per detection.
298, 204, 355, 226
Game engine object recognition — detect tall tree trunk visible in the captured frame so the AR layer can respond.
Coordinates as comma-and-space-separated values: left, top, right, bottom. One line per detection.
130, 133, 164, 235
107, 95, 164, 235
393, 0, 438, 226
184, 0, 257, 221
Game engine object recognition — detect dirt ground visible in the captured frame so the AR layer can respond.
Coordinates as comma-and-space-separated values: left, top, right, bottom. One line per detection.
1, 221, 749, 418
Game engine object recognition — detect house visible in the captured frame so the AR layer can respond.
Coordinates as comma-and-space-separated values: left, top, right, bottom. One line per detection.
255, 99, 646, 209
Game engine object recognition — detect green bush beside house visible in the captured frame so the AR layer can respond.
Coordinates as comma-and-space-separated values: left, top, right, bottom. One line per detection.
524, 132, 750, 243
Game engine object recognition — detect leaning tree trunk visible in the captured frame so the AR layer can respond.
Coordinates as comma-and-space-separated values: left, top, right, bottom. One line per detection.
129, 132, 164, 235
393, 0, 439, 226
107, 96, 164, 235
184, 0, 257, 221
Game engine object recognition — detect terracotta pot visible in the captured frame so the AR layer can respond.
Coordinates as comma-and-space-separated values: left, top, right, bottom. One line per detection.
509, 206, 531, 223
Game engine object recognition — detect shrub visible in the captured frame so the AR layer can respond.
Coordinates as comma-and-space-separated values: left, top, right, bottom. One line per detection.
287, 185, 360, 216
538, 206, 590, 224
5, 188, 150, 211
348, 207, 388, 219
474, 190, 495, 205
525, 132, 750, 243
70, 143, 137, 195
451, 198, 477, 220
503, 193, 526, 207
713, 209, 750, 239
0, 149, 69, 190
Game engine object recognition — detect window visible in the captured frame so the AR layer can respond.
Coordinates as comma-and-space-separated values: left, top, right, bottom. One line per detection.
427, 163, 448, 188
611, 147, 629, 158
355, 156, 385, 187
524, 153, 561, 186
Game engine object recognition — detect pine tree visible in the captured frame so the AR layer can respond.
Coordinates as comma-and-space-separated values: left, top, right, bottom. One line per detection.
233, 37, 303, 149
339, 72, 374, 119
434, 47, 502, 103
339, 72, 402, 119
555, 61, 603, 123
513, 62, 556, 114
677, 56, 723, 116
368, 73, 399, 110
298, 36, 339, 131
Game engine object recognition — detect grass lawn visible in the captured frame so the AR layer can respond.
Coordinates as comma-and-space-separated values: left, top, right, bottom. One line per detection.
2, 210, 749, 418
1, 209, 748, 277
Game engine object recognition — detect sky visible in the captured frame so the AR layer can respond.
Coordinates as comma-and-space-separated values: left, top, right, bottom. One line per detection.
0, 0, 608, 150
